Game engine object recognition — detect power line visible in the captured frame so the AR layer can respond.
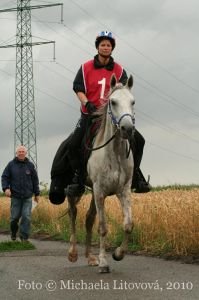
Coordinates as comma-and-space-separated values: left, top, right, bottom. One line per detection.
61, 24, 199, 120
35, 86, 78, 113
31, 2, 199, 122
1, 63, 199, 165
136, 109, 199, 145
0, 0, 63, 168
48, 3, 199, 121
148, 141, 199, 164
55, 61, 76, 75
129, 70, 199, 120
39, 61, 73, 82
70, 0, 199, 95
1, 3, 199, 165
31, 13, 92, 55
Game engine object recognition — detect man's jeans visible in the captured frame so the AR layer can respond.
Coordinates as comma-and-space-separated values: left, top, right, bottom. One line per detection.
10, 197, 32, 239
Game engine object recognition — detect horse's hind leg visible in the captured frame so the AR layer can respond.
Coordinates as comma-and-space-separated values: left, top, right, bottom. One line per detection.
113, 191, 133, 261
67, 196, 80, 262
85, 194, 99, 266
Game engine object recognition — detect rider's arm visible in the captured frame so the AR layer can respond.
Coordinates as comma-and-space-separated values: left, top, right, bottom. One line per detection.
73, 66, 88, 106
76, 91, 89, 106
73, 66, 85, 94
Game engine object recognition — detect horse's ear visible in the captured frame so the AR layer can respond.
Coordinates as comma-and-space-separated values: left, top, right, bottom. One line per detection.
127, 75, 133, 89
110, 74, 117, 89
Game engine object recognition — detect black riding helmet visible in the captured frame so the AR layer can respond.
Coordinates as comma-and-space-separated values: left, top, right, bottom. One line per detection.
95, 31, 116, 50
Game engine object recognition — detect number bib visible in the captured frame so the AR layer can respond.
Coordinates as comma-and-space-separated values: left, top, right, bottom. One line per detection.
81, 60, 123, 113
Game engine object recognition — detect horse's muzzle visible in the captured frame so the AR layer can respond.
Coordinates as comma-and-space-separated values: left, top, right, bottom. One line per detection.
120, 124, 135, 139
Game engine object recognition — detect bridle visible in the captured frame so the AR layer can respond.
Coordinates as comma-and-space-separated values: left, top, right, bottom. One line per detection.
85, 98, 135, 154
108, 100, 135, 129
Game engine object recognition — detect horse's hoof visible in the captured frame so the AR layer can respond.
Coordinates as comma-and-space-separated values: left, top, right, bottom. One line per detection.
99, 266, 110, 273
88, 255, 99, 266
112, 251, 124, 261
68, 252, 78, 263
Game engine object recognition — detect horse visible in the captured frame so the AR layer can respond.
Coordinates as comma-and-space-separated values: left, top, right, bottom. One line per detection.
67, 74, 135, 273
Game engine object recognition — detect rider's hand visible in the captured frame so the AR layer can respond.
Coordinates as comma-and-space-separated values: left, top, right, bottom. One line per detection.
85, 101, 97, 114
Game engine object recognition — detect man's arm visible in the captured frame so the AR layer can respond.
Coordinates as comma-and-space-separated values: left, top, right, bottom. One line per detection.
1, 163, 11, 196
31, 164, 40, 198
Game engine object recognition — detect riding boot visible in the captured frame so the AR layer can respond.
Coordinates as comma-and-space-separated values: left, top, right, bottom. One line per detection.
131, 168, 151, 193
130, 130, 152, 193
65, 148, 86, 198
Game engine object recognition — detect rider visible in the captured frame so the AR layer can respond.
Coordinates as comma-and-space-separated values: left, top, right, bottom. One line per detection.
65, 30, 151, 197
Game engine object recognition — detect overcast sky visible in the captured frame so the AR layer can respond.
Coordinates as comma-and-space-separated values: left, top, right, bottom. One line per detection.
0, 0, 199, 188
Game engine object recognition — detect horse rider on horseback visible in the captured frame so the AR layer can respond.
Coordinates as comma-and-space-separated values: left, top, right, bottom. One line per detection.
50, 31, 151, 201
67, 31, 151, 196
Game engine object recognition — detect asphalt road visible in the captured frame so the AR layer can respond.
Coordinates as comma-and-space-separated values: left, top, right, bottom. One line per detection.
0, 235, 198, 300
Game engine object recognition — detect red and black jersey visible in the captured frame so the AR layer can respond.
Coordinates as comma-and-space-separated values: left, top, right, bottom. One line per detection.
73, 55, 127, 114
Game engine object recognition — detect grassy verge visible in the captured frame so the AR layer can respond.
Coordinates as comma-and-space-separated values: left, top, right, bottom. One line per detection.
0, 240, 35, 252
152, 184, 199, 192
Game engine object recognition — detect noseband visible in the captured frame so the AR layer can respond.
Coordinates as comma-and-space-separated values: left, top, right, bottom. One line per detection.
108, 101, 135, 129
85, 99, 135, 153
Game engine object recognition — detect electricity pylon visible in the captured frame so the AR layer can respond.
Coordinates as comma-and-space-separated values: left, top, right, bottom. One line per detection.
0, 0, 63, 168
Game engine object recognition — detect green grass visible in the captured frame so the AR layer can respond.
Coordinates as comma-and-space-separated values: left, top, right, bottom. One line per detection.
152, 184, 199, 191
0, 240, 36, 252
0, 219, 10, 230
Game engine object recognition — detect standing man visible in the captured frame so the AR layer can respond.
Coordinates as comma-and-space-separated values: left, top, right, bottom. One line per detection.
1, 145, 40, 241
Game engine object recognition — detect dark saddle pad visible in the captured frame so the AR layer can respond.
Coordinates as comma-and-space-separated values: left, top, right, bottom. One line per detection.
49, 119, 101, 205
82, 117, 101, 162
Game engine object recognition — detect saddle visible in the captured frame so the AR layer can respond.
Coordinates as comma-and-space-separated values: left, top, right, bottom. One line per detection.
49, 119, 151, 205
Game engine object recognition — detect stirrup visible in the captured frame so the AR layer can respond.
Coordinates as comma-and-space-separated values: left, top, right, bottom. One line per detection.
134, 175, 151, 193
134, 182, 151, 193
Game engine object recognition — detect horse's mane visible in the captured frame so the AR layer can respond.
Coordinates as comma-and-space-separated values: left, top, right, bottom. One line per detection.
95, 82, 125, 144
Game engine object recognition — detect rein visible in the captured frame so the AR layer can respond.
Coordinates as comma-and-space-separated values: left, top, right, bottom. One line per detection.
85, 126, 131, 159
125, 140, 131, 158
85, 127, 118, 151
85, 89, 135, 153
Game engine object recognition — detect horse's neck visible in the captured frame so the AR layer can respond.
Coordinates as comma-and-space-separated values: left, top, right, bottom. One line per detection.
95, 115, 113, 146
103, 116, 115, 142
95, 116, 127, 154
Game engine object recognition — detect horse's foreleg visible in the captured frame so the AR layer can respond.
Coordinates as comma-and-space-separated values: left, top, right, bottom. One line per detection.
95, 193, 110, 273
113, 191, 133, 261
67, 196, 79, 262
98, 234, 110, 273
85, 194, 99, 266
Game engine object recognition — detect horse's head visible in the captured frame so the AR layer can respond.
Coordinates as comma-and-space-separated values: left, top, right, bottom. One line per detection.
108, 74, 135, 139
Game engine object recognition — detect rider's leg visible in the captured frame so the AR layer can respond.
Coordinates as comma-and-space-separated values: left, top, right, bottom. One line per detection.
130, 129, 151, 193
65, 113, 89, 197
49, 134, 75, 204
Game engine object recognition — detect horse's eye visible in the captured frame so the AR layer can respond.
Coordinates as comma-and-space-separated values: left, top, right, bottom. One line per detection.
131, 100, 135, 106
111, 100, 117, 106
